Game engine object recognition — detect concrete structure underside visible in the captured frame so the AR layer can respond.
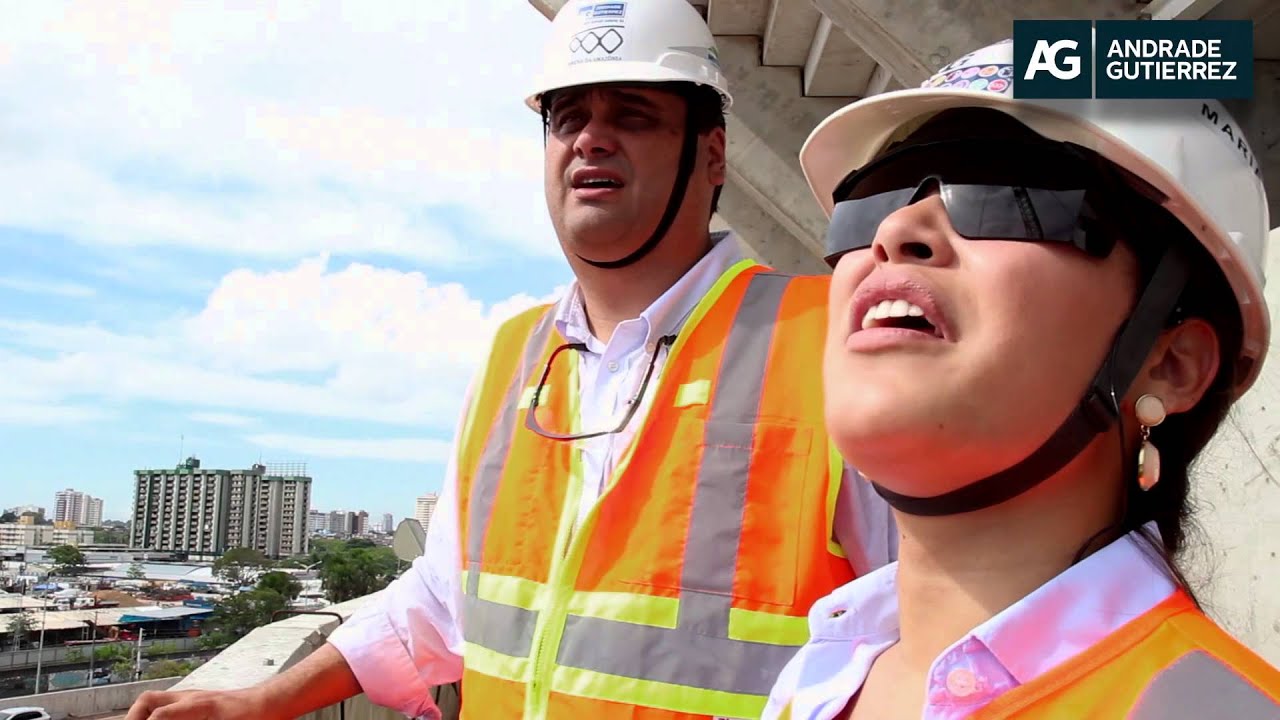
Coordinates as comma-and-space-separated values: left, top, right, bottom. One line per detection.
524, 0, 1280, 663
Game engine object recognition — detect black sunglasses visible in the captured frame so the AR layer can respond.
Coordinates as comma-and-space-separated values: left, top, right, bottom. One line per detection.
823, 139, 1128, 267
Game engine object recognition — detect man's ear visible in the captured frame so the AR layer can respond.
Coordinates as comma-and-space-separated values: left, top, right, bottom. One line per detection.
1134, 318, 1221, 415
704, 126, 727, 187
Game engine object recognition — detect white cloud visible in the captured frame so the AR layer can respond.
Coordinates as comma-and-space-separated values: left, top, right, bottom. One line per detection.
0, 256, 566, 430
246, 433, 453, 463
0, 402, 116, 426
0, 2, 557, 264
189, 412, 258, 428
0, 277, 96, 298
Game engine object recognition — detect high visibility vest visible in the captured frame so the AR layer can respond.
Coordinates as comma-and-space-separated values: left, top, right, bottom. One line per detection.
775, 590, 1280, 719
454, 259, 857, 720
970, 590, 1280, 719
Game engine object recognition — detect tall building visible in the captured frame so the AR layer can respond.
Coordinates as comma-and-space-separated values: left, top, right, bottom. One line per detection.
415, 493, 438, 530
131, 457, 312, 559
308, 509, 328, 535
381, 513, 394, 534
354, 510, 369, 536
54, 489, 103, 527
84, 497, 104, 527
328, 510, 352, 535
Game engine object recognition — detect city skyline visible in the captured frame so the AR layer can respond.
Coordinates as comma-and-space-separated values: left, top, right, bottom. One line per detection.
0, 2, 567, 522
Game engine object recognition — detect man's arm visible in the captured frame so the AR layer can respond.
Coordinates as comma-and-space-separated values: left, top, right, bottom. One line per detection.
125, 367, 481, 720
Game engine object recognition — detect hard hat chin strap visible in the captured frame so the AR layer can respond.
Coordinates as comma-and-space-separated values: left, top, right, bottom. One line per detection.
870, 246, 1191, 516
576, 108, 700, 270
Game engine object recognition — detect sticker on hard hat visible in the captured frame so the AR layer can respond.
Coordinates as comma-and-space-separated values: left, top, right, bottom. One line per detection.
578, 2, 626, 23
922, 64, 1016, 96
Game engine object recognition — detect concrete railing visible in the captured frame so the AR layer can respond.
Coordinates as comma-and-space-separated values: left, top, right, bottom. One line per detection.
0, 637, 201, 671
0, 677, 181, 719
169, 593, 460, 720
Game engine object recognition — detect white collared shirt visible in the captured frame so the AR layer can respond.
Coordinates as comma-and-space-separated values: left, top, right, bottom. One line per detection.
328, 231, 898, 718
762, 523, 1177, 720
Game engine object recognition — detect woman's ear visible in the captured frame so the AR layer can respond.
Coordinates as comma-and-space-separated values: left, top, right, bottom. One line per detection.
1136, 318, 1221, 415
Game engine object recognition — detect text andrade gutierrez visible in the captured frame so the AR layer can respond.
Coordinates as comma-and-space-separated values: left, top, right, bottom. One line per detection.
1104, 39, 1239, 81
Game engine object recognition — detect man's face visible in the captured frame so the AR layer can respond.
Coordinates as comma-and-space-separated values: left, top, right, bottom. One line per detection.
543, 85, 694, 262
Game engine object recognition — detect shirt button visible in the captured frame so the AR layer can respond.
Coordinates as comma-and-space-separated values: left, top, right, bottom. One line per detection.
946, 668, 977, 697
607, 361, 619, 372
645, 342, 656, 354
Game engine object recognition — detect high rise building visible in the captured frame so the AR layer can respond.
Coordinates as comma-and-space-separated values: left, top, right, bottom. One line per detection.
381, 513, 394, 534
308, 509, 328, 535
131, 457, 312, 559
415, 493, 438, 530
54, 489, 103, 527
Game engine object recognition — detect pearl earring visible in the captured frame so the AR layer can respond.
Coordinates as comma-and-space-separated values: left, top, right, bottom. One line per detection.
1135, 394, 1166, 491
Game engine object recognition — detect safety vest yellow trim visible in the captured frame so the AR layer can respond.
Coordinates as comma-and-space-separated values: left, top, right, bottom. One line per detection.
550, 663, 769, 720
825, 442, 847, 559
463, 641, 531, 681
567, 589, 680, 629
727, 607, 810, 647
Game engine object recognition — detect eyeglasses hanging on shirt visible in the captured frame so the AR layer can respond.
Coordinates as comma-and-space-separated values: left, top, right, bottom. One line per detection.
524, 333, 677, 442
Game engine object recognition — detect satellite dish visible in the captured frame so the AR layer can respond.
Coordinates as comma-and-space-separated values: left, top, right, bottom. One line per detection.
392, 519, 426, 562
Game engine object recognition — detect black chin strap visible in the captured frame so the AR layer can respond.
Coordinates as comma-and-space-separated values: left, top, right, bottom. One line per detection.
576, 108, 700, 270
872, 246, 1192, 516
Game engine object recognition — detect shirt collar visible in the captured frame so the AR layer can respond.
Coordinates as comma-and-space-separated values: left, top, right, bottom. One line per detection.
808, 522, 1176, 682
552, 230, 745, 349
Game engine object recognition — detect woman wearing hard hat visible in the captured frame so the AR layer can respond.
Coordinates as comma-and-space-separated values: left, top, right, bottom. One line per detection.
762, 39, 1280, 719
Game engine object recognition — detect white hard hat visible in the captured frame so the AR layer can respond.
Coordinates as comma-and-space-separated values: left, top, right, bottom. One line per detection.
800, 39, 1271, 392
526, 0, 732, 113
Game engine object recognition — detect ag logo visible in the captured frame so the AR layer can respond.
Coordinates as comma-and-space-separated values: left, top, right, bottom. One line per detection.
1013, 20, 1092, 98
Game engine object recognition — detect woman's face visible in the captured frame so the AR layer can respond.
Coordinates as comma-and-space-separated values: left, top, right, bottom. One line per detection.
823, 130, 1143, 498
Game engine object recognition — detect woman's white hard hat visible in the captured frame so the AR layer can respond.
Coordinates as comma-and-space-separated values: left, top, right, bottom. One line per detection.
800, 38, 1271, 393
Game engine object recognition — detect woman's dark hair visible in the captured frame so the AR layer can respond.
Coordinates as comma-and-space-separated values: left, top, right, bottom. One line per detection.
1108, 189, 1244, 608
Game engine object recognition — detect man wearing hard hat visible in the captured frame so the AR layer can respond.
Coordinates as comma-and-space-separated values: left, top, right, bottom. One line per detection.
125, 2, 895, 719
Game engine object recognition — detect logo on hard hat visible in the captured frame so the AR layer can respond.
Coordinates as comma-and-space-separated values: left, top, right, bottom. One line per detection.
577, 2, 626, 22
571, 27, 624, 55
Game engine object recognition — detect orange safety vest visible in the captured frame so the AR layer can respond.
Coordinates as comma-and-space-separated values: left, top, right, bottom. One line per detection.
970, 590, 1280, 719
454, 259, 857, 720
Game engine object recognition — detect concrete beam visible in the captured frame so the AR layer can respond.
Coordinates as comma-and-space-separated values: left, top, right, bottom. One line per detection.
718, 175, 831, 274
717, 35, 854, 268
1138, 0, 1224, 20
763, 0, 823, 67
707, 0, 770, 36
1205, 0, 1280, 59
804, 15, 878, 96
809, 0, 1136, 87
527, 0, 558, 20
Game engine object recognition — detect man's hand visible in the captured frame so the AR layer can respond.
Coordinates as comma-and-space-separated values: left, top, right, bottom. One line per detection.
124, 687, 275, 720
123, 644, 362, 720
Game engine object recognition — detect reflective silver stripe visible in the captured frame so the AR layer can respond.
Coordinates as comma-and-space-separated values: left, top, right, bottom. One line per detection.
556, 272, 797, 696
461, 310, 557, 655
1129, 649, 1280, 719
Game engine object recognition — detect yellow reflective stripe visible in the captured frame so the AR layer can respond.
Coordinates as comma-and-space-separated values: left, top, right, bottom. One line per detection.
566, 590, 679, 628
551, 663, 767, 720
525, 356, 585, 720
778, 700, 794, 719
825, 440, 846, 559
463, 641, 532, 682
674, 379, 710, 407
477, 572, 546, 611
727, 607, 810, 647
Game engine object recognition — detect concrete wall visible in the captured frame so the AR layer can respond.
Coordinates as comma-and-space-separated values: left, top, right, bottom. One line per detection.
1184, 226, 1280, 665
0, 677, 179, 719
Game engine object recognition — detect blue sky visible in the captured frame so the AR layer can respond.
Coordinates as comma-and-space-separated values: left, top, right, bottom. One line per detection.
0, 2, 575, 524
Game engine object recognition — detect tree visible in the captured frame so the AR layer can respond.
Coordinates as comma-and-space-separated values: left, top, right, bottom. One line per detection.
318, 541, 399, 603
127, 562, 146, 580
47, 544, 87, 573
94, 527, 130, 544
5, 613, 33, 650
0, 511, 16, 523
144, 659, 197, 680
212, 546, 269, 585
256, 571, 302, 601
203, 587, 289, 642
